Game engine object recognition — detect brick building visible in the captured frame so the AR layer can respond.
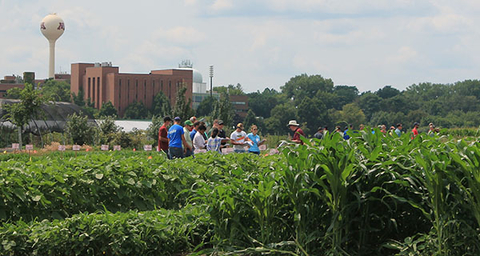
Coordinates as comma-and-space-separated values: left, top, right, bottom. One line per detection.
71, 62, 193, 117
0, 76, 24, 98
229, 95, 249, 119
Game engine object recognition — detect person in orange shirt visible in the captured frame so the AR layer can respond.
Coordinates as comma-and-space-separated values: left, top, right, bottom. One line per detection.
412, 122, 419, 139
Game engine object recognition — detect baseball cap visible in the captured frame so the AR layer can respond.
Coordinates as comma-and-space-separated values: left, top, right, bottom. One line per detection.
218, 120, 224, 125
236, 123, 244, 129
184, 120, 193, 126
174, 117, 181, 121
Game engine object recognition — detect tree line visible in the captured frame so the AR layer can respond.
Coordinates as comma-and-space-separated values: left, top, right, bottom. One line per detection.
245, 75, 480, 135
4, 74, 480, 137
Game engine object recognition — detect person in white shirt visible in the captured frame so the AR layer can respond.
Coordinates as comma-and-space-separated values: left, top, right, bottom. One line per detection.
183, 120, 194, 157
230, 123, 248, 153
193, 124, 207, 150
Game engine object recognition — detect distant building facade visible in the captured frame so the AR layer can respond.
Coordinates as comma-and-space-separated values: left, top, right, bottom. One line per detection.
230, 95, 249, 119
71, 62, 193, 117
0, 75, 26, 98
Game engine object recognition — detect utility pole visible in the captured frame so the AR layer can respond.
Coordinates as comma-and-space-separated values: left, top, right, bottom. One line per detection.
209, 65, 214, 98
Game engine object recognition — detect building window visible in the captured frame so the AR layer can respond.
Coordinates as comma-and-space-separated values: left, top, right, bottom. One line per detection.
92, 77, 95, 102
169, 81, 172, 100
144, 80, 147, 101
87, 77, 91, 98
119, 79, 122, 99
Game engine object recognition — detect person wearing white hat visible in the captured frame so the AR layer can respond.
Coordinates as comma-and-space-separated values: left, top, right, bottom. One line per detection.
287, 120, 305, 144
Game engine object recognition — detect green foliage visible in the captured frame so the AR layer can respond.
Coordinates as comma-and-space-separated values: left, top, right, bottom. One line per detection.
98, 101, 118, 117
0, 206, 210, 255
339, 102, 366, 128
213, 83, 245, 95
72, 86, 86, 106
3, 135, 480, 255
65, 112, 96, 145
3, 83, 47, 148
376, 85, 400, 99
41, 79, 71, 102
243, 109, 257, 131
172, 87, 194, 120
123, 100, 148, 119
211, 92, 235, 128
196, 96, 217, 117
4, 83, 46, 129
265, 101, 297, 135
150, 91, 171, 118
4, 87, 22, 99
247, 88, 282, 118
98, 115, 121, 145
281, 74, 334, 106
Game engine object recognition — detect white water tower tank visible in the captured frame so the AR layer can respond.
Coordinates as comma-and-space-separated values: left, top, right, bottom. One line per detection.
40, 13, 65, 78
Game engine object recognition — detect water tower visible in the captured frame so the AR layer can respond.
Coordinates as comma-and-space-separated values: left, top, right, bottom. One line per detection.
40, 13, 65, 78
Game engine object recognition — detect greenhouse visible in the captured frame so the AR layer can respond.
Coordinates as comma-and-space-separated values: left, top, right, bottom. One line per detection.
0, 99, 96, 147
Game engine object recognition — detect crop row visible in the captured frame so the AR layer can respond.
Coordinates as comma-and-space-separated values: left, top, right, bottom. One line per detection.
0, 205, 209, 255
0, 151, 279, 222
2, 132, 480, 255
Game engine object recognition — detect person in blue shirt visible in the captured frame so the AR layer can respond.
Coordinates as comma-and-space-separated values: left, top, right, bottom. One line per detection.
190, 121, 200, 141
246, 125, 266, 155
167, 117, 191, 159
207, 128, 230, 153
395, 123, 402, 137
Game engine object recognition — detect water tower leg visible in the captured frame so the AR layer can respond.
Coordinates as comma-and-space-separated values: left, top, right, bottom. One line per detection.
48, 40, 56, 79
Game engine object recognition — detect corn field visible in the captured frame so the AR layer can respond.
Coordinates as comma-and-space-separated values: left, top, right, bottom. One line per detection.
1, 130, 480, 255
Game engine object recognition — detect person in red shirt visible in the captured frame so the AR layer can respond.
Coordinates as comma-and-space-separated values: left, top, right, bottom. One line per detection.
158, 116, 172, 155
412, 122, 419, 139
287, 120, 305, 145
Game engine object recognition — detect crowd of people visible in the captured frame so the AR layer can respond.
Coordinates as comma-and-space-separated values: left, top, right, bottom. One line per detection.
158, 115, 438, 159
158, 116, 270, 159
311, 121, 439, 141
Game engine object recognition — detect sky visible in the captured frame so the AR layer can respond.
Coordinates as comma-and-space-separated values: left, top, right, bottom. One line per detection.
1, 0, 480, 93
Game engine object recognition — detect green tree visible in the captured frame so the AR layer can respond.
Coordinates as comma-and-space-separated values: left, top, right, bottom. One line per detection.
281, 74, 334, 105
264, 102, 297, 135
172, 87, 194, 120
297, 97, 328, 135
213, 83, 245, 95
98, 115, 120, 145
3, 83, 46, 148
247, 88, 283, 118
65, 112, 96, 145
196, 96, 217, 117
124, 101, 148, 119
333, 85, 359, 109
339, 103, 366, 129
211, 92, 235, 128
41, 80, 71, 102
243, 109, 257, 130
376, 85, 400, 99
357, 92, 382, 121
72, 86, 86, 106
150, 91, 171, 118
4, 87, 23, 99
99, 101, 118, 117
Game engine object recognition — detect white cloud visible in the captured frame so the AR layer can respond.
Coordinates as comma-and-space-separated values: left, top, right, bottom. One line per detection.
153, 27, 206, 45
407, 13, 473, 34
211, 0, 234, 12
387, 46, 418, 64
